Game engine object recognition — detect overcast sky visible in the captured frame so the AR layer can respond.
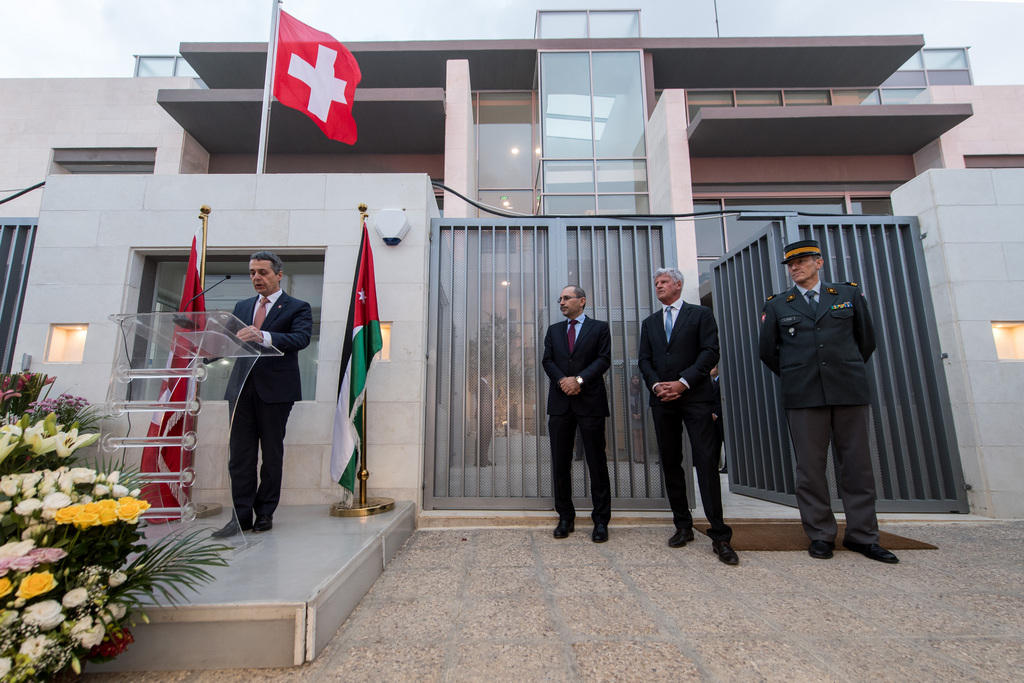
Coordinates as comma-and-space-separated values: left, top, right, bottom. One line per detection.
2, 0, 1023, 84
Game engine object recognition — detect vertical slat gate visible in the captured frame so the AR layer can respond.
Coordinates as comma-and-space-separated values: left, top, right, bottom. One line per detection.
0, 221, 37, 373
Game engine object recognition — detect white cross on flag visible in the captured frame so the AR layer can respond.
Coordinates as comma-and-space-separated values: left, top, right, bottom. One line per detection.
273, 10, 361, 144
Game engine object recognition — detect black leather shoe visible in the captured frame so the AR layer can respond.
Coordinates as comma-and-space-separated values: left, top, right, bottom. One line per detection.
211, 520, 241, 539
591, 523, 608, 543
808, 540, 835, 559
843, 540, 899, 564
553, 519, 574, 539
668, 528, 695, 548
253, 515, 273, 533
712, 540, 739, 565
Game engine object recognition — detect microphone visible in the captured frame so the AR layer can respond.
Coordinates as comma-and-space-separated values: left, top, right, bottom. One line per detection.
185, 274, 232, 307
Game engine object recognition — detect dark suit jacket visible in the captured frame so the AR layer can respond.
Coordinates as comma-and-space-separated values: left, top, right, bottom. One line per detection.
542, 317, 611, 417
638, 302, 720, 405
759, 282, 875, 409
226, 291, 313, 405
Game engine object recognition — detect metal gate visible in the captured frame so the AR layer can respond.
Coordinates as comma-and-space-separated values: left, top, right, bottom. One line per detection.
1, 220, 37, 372
424, 218, 684, 510
713, 215, 968, 513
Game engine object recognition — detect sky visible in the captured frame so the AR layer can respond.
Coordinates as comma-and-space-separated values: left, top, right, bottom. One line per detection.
1, 0, 1023, 84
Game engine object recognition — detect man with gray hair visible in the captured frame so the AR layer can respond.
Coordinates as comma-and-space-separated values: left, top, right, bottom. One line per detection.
213, 250, 312, 538
638, 268, 738, 565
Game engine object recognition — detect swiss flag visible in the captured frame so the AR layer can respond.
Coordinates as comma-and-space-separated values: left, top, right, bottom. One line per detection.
273, 10, 361, 144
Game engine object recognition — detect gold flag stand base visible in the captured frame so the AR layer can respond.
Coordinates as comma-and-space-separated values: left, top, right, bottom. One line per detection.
329, 497, 395, 517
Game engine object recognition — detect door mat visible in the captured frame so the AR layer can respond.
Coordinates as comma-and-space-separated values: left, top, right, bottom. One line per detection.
693, 520, 937, 551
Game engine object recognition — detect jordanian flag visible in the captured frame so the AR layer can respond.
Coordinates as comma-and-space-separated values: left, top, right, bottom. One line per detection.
331, 222, 382, 500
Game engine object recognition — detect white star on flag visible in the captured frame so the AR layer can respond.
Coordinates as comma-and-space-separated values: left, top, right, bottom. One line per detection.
357, 288, 366, 303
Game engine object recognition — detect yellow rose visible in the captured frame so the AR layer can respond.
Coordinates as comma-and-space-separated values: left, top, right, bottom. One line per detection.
82, 502, 101, 515
116, 497, 151, 523
73, 509, 100, 529
16, 571, 57, 599
0, 577, 12, 598
54, 505, 80, 525
97, 499, 117, 511
97, 506, 117, 526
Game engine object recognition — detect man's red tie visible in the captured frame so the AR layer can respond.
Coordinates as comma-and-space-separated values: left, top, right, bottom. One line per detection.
568, 319, 577, 353
254, 297, 270, 329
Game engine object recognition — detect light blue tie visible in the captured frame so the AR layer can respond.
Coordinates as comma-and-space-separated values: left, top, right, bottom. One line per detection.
664, 306, 673, 340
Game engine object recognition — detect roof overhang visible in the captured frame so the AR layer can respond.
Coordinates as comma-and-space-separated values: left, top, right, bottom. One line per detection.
157, 88, 445, 154
686, 104, 974, 157
179, 34, 925, 91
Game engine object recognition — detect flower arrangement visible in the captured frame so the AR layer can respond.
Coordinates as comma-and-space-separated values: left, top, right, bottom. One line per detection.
25, 394, 101, 434
0, 378, 229, 681
0, 374, 56, 424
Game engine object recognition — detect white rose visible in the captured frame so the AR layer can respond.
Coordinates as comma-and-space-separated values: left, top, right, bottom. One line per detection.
111, 484, 129, 498
68, 467, 97, 485
108, 571, 127, 588
0, 539, 34, 558
14, 498, 43, 516
79, 495, 93, 504
129, 488, 141, 498
19, 634, 51, 660
0, 478, 19, 497
0, 501, 10, 514
106, 471, 120, 485
0, 656, 10, 678
22, 525, 47, 540
93, 484, 110, 497
42, 491, 71, 510
62, 587, 89, 609
71, 617, 105, 649
108, 601, 127, 620
23, 600, 64, 630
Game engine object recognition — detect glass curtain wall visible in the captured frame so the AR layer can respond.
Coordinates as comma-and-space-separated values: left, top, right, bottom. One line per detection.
476, 92, 538, 216
539, 51, 649, 215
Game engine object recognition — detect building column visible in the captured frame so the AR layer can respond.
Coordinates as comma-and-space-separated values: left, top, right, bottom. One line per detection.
442, 59, 476, 218
647, 89, 698, 302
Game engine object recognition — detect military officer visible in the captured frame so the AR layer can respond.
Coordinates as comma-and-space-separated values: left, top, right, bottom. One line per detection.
759, 239, 898, 564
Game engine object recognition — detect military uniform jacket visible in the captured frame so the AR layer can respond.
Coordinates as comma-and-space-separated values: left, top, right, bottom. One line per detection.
758, 282, 875, 409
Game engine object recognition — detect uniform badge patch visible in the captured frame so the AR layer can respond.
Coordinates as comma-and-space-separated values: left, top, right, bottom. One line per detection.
786, 294, 796, 302
826, 287, 838, 295
830, 301, 853, 310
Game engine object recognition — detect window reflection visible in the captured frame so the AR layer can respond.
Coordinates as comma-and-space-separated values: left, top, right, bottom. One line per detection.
477, 93, 534, 189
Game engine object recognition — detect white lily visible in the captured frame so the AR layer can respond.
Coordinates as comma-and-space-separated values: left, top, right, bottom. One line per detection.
22, 422, 57, 455
55, 428, 100, 458
0, 431, 18, 464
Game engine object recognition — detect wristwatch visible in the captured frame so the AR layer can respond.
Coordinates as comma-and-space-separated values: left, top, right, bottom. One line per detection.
575, 376, 584, 386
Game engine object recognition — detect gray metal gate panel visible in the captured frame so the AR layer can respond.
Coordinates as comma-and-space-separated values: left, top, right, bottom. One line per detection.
0, 221, 37, 373
424, 217, 682, 510
713, 216, 968, 513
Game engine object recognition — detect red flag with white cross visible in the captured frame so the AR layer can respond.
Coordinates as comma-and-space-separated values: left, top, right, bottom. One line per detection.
273, 10, 361, 144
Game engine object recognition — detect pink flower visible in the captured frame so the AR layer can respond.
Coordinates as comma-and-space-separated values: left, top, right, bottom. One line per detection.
27, 548, 67, 564
7, 556, 37, 571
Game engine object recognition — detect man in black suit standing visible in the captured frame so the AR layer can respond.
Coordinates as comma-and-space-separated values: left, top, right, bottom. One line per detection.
213, 251, 313, 538
759, 239, 898, 563
542, 285, 612, 543
639, 268, 738, 565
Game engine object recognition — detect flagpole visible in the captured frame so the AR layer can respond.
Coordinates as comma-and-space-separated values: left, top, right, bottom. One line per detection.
256, 0, 282, 174
198, 205, 210, 289
331, 203, 394, 518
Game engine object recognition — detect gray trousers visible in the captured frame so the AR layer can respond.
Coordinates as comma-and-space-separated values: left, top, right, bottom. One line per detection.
786, 405, 879, 545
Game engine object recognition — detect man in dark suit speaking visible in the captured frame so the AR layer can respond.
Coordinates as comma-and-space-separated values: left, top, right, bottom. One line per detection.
639, 268, 738, 565
213, 251, 312, 538
542, 286, 612, 543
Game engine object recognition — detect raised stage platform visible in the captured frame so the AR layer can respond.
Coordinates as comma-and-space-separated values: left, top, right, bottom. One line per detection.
89, 501, 416, 672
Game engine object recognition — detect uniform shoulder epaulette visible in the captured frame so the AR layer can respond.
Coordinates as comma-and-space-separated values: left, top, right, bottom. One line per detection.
765, 294, 776, 302
826, 286, 838, 295
844, 281, 859, 287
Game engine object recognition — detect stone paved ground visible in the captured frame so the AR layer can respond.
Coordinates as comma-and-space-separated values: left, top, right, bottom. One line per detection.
88, 521, 1024, 682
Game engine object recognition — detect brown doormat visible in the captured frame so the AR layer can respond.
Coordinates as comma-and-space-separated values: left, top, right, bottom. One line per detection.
692, 520, 937, 551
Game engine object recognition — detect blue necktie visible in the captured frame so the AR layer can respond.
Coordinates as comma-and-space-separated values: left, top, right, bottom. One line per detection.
664, 306, 673, 340
806, 290, 818, 313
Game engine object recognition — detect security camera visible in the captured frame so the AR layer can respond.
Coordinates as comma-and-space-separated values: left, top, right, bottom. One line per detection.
372, 209, 411, 246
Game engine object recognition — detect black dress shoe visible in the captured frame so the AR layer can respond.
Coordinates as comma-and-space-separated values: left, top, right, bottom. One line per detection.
843, 540, 899, 564
253, 515, 273, 533
808, 540, 835, 559
591, 523, 608, 543
553, 519, 574, 539
668, 528, 695, 548
211, 520, 241, 539
712, 540, 739, 565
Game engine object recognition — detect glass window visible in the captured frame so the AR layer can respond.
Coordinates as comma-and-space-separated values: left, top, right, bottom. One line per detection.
686, 91, 733, 122
924, 48, 968, 70
693, 201, 725, 257
784, 90, 830, 106
850, 198, 893, 215
898, 51, 924, 70
736, 91, 782, 107
832, 89, 880, 106
151, 257, 323, 401
723, 199, 844, 250
173, 57, 198, 78
478, 190, 536, 216
588, 11, 640, 38
591, 52, 646, 158
135, 56, 176, 77
596, 160, 647, 193
537, 11, 587, 38
597, 194, 649, 215
541, 53, 594, 158
477, 93, 534, 189
544, 195, 596, 215
880, 88, 928, 105
543, 160, 594, 194
927, 70, 972, 86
